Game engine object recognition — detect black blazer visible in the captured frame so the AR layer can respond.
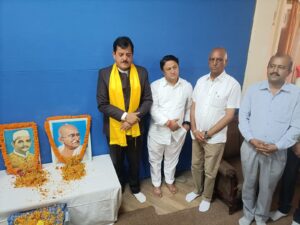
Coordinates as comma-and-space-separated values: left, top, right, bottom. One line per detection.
97, 64, 153, 137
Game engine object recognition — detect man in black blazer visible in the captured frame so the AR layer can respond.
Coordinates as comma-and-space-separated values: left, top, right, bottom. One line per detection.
97, 36, 152, 203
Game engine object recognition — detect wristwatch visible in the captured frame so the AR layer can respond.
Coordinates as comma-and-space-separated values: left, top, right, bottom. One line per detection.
204, 131, 211, 139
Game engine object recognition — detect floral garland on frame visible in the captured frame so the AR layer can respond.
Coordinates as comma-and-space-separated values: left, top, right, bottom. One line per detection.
0, 122, 41, 175
44, 115, 91, 164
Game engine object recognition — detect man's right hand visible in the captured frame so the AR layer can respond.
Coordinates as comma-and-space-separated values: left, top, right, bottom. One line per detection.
121, 121, 132, 131
126, 112, 140, 125
249, 138, 274, 156
166, 119, 180, 132
249, 138, 265, 149
193, 130, 206, 143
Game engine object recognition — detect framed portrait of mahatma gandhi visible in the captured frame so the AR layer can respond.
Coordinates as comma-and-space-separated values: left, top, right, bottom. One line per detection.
0, 122, 41, 174
44, 115, 92, 164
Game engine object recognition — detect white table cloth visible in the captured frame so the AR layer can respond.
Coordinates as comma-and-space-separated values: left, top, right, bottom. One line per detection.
0, 155, 122, 225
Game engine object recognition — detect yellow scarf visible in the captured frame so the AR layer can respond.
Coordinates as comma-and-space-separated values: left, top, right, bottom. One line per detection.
109, 63, 141, 146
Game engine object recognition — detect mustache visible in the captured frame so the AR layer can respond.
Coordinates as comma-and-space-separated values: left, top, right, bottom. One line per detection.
121, 61, 129, 64
270, 72, 280, 76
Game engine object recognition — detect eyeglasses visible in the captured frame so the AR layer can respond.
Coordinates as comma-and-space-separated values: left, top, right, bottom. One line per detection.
268, 64, 289, 71
62, 133, 80, 139
209, 57, 224, 63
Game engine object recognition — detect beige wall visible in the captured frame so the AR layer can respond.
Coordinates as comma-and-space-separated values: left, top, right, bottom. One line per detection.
242, 0, 284, 94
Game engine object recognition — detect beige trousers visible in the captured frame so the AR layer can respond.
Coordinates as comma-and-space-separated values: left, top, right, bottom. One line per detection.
191, 140, 225, 201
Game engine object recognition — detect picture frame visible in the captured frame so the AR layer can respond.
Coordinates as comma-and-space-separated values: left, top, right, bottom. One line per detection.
44, 115, 92, 164
0, 122, 41, 174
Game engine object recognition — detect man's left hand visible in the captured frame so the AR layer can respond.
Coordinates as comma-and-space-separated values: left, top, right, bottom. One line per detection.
256, 143, 278, 156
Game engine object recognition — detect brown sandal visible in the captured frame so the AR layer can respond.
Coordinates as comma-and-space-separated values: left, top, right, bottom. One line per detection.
153, 186, 162, 197
166, 183, 177, 194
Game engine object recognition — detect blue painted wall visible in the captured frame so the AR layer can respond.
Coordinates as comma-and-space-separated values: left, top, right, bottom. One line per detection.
0, 0, 256, 177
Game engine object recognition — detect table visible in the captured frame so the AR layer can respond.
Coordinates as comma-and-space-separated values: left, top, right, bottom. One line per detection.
0, 155, 122, 225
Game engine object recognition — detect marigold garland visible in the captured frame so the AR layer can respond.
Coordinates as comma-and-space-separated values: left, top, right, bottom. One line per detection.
60, 157, 86, 181
44, 115, 91, 164
0, 122, 41, 175
14, 166, 49, 188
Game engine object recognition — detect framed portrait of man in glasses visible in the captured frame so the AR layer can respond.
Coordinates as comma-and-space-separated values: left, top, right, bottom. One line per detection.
44, 115, 92, 164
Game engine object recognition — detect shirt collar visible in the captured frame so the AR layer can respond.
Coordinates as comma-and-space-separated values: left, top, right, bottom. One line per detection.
162, 77, 182, 87
206, 70, 227, 82
118, 68, 129, 75
259, 80, 291, 92
13, 149, 28, 158
258, 81, 269, 90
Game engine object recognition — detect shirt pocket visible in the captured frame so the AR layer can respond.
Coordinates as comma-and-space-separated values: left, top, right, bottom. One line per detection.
210, 92, 227, 109
273, 115, 290, 123
272, 105, 292, 123
272, 94, 295, 123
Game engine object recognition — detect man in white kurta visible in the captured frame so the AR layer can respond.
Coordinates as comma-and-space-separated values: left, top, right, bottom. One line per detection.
148, 55, 193, 197
186, 48, 241, 212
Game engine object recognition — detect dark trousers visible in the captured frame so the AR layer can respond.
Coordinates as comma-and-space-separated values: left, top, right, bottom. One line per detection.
278, 147, 300, 218
294, 201, 300, 223
108, 135, 142, 194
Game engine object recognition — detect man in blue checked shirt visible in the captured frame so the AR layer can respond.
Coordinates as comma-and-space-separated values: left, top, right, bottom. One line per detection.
238, 53, 300, 225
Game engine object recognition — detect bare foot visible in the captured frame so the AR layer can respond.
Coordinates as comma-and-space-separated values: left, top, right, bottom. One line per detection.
153, 186, 162, 197
166, 183, 177, 194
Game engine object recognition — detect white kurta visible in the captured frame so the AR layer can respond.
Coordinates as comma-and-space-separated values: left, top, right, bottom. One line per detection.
148, 77, 193, 186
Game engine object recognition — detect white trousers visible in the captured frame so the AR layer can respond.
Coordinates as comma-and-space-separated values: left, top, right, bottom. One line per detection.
147, 133, 186, 187
241, 140, 287, 223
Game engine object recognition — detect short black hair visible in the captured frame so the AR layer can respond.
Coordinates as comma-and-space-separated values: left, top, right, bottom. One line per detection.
160, 55, 179, 70
113, 36, 134, 54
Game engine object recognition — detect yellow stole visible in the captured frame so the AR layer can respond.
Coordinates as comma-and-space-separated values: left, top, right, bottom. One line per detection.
109, 63, 141, 146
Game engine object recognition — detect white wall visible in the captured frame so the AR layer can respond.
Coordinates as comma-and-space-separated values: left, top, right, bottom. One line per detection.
242, 0, 283, 94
